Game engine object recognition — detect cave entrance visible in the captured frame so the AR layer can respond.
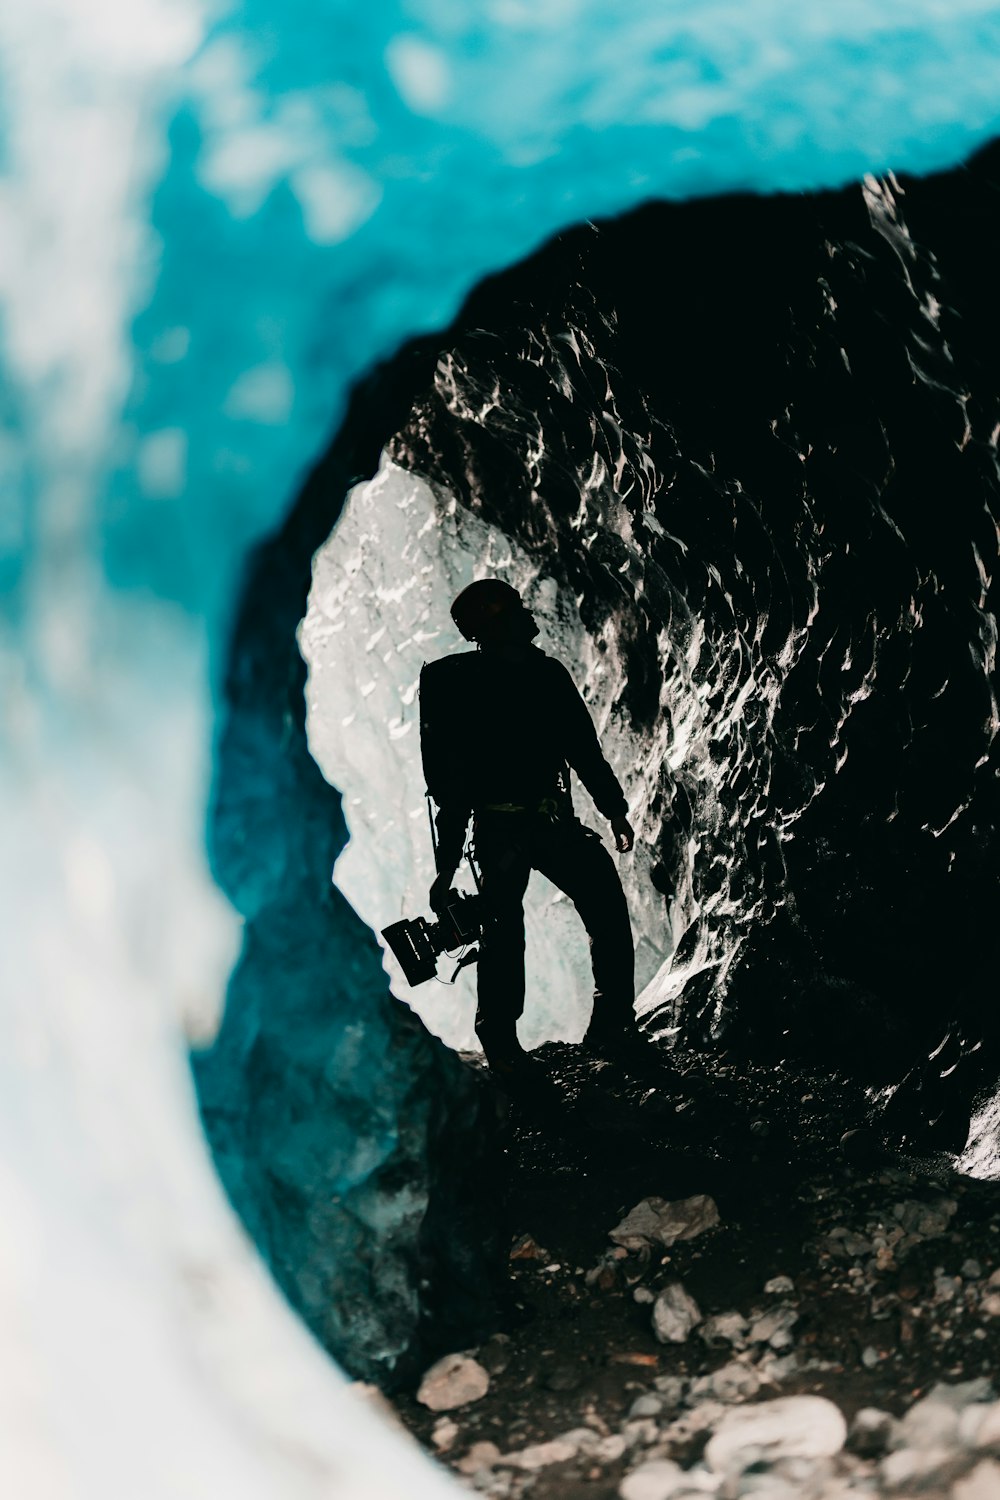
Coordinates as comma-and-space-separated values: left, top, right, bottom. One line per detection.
298, 452, 671, 1054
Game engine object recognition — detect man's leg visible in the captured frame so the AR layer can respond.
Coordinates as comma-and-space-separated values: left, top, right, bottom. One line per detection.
533, 820, 636, 1040
473, 818, 532, 1066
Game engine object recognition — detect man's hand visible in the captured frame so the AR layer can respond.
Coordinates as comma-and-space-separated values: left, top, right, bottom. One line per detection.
610, 815, 634, 853
429, 872, 456, 914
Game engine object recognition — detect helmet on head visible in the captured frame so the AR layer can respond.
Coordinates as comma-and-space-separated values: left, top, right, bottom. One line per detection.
450, 578, 521, 642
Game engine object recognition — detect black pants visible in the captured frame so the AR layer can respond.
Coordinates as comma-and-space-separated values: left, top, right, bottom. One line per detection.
472, 810, 635, 1057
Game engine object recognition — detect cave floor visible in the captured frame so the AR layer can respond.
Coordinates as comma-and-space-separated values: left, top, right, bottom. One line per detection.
389, 1044, 1000, 1498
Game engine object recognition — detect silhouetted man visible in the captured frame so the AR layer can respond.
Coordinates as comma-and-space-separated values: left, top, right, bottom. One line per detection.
419, 578, 643, 1079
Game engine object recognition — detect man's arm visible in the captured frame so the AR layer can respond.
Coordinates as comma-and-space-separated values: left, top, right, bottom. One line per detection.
419, 662, 472, 900
554, 662, 634, 850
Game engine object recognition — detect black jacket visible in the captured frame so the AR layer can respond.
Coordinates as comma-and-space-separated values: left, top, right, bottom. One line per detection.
419, 644, 628, 873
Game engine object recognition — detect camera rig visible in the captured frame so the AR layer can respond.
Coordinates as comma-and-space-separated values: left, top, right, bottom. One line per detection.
380, 795, 483, 987
381, 890, 482, 987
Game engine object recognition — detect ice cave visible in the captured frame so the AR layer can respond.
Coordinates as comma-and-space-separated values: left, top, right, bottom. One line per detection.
10, 2, 1000, 1496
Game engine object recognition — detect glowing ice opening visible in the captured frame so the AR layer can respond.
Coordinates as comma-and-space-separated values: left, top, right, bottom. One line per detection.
300, 455, 671, 1050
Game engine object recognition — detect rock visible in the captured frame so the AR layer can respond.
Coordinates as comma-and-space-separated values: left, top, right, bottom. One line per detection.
502, 1436, 578, 1470
623, 1418, 660, 1450
895, 1380, 995, 1450
861, 1345, 880, 1369
699, 1312, 749, 1349
965, 1399, 1000, 1450
892, 1198, 957, 1238
630, 1394, 665, 1418
746, 1304, 798, 1348
756, 1352, 799, 1383
432, 1417, 459, 1451
661, 1401, 728, 1452
510, 1233, 546, 1261
634, 1286, 656, 1305
963, 1259, 984, 1280
763, 1275, 795, 1296
417, 1353, 490, 1411
618, 1459, 688, 1499
479, 1333, 513, 1376
543, 1361, 583, 1392
880, 1445, 960, 1489
653, 1375, 689, 1409
457, 1441, 501, 1475
691, 1362, 761, 1404
653, 1282, 702, 1344
704, 1395, 847, 1473
848, 1407, 897, 1457
953, 1460, 1000, 1499
587, 1261, 620, 1291
569, 1428, 629, 1463
610, 1195, 720, 1251
980, 1294, 1000, 1318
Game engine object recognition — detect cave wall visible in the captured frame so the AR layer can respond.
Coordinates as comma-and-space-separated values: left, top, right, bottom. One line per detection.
197, 151, 1000, 1399
194, 356, 507, 1386
388, 154, 1000, 1136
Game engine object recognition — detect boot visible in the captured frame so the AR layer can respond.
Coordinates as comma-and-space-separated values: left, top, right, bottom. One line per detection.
477, 1022, 539, 1087
582, 1012, 660, 1073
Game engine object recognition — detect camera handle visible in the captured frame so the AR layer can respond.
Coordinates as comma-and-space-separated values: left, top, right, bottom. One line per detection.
426, 793, 439, 863
449, 946, 480, 983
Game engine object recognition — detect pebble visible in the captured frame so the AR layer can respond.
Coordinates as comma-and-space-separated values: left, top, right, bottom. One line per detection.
690, 1362, 761, 1405
457, 1441, 501, 1475
417, 1353, 490, 1412
704, 1395, 847, 1473
652, 1282, 702, 1344
502, 1436, 578, 1470
634, 1286, 656, 1305
891, 1380, 995, 1456
630, 1394, 665, 1418
757, 1352, 799, 1383
747, 1304, 798, 1348
848, 1407, 896, 1457
588, 1433, 628, 1463
653, 1375, 688, 1408
478, 1334, 513, 1376
699, 1311, 749, 1349
763, 1275, 795, 1295
618, 1459, 688, 1499
432, 1417, 459, 1451
623, 1418, 660, 1452
963, 1259, 984, 1280
880, 1444, 959, 1488
509, 1233, 546, 1261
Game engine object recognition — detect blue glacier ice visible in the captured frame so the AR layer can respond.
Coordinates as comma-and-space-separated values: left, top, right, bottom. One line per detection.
7, 0, 1000, 1490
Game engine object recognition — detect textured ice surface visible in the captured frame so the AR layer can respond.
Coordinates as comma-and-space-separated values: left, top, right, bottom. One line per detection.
8, 0, 1000, 1491
301, 457, 668, 1050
